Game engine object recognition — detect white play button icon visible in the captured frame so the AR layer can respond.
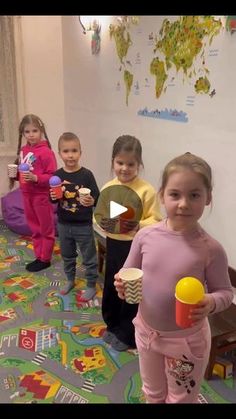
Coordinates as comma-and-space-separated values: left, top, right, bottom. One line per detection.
94, 184, 143, 234
110, 201, 127, 219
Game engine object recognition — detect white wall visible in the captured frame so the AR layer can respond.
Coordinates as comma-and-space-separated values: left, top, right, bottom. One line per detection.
20, 15, 65, 160
0, 16, 89, 215
1, 15, 236, 268
0, 16, 65, 217
61, 15, 236, 267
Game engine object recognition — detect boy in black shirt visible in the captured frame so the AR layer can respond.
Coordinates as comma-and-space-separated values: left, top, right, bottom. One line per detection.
50, 132, 99, 300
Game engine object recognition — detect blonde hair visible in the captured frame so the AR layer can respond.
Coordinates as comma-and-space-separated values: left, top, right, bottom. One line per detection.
159, 152, 213, 197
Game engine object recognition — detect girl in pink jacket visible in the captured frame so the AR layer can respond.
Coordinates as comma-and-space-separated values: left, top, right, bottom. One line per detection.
12, 114, 57, 272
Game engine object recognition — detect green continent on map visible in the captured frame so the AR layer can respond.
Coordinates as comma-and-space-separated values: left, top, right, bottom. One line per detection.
150, 58, 168, 98
194, 76, 210, 94
109, 24, 132, 64
124, 70, 133, 106
152, 16, 222, 97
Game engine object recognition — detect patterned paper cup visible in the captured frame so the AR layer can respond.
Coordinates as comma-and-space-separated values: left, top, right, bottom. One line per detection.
175, 295, 197, 328
7, 164, 18, 178
78, 187, 91, 197
119, 268, 143, 304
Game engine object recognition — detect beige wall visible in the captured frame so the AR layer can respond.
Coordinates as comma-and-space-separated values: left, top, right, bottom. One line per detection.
1, 15, 236, 268
60, 16, 236, 267
20, 16, 65, 153
0, 16, 65, 216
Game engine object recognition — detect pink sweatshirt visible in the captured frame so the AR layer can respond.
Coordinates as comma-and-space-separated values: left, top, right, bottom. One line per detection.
20, 141, 57, 194
123, 219, 233, 331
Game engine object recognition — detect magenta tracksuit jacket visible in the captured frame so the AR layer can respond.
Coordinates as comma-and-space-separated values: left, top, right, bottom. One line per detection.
20, 141, 57, 194
19, 141, 57, 262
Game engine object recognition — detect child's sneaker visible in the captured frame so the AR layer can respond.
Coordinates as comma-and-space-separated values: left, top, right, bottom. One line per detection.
25, 259, 40, 270
102, 330, 116, 344
26, 260, 51, 272
111, 337, 131, 352
77, 287, 96, 302
60, 281, 75, 295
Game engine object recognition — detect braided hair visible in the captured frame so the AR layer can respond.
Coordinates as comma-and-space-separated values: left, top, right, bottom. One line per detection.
9, 114, 51, 189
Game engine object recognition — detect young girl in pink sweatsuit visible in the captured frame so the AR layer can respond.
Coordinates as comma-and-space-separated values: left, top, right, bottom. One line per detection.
115, 152, 233, 404
12, 114, 57, 272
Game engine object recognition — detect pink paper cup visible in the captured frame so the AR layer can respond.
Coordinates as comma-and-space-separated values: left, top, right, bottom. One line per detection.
175, 295, 197, 328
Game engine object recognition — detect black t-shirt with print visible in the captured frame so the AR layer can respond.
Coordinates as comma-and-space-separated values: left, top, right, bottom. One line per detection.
53, 167, 99, 225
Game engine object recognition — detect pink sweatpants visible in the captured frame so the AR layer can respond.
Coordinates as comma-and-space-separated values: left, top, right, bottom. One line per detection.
133, 313, 211, 404
23, 193, 55, 262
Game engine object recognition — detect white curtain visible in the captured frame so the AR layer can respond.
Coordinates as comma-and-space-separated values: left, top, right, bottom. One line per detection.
0, 16, 19, 153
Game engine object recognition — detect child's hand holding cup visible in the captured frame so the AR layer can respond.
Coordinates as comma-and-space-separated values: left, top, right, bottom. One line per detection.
18, 163, 30, 184
49, 176, 63, 199
114, 273, 126, 300
79, 187, 91, 197
118, 268, 143, 304
79, 187, 91, 206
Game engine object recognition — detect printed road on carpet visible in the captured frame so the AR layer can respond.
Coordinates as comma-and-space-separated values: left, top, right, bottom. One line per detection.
0, 220, 235, 404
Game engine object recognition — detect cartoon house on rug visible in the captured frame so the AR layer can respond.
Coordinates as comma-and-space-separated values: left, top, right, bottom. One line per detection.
19, 325, 57, 352
20, 370, 61, 399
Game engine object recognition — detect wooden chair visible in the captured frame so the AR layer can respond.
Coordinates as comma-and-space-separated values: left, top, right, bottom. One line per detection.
93, 224, 106, 273
97, 240, 106, 273
204, 267, 236, 380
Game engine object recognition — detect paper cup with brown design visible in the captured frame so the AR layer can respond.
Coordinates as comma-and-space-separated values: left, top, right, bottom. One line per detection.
7, 164, 18, 178
78, 187, 91, 197
119, 268, 143, 304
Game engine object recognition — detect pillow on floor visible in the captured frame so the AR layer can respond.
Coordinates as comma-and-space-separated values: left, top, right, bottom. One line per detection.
1, 188, 58, 236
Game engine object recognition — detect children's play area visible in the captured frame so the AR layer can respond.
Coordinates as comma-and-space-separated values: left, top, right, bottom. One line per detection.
1, 15, 236, 404
0, 214, 236, 404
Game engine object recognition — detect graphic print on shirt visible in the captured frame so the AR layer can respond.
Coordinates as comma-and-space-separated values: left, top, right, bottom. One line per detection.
166, 355, 196, 394
60, 182, 83, 213
20, 151, 36, 170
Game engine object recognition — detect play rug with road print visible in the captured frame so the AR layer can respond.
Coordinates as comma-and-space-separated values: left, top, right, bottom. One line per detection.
0, 219, 236, 404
